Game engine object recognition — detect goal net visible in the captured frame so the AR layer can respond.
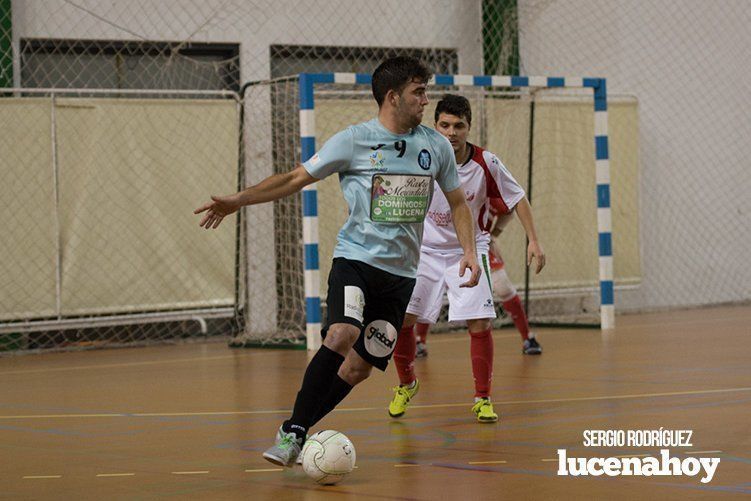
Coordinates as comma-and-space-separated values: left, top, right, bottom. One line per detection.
232, 75, 640, 347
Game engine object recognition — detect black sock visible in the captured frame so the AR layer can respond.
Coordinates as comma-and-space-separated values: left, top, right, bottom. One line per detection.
282, 345, 344, 440
309, 375, 353, 428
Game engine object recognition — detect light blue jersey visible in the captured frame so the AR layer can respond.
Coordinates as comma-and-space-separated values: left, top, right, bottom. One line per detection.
303, 118, 460, 278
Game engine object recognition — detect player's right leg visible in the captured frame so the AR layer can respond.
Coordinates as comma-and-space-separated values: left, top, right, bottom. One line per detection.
263, 258, 367, 466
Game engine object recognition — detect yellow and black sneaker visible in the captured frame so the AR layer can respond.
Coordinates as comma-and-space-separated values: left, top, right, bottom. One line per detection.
471, 397, 499, 423
388, 379, 420, 418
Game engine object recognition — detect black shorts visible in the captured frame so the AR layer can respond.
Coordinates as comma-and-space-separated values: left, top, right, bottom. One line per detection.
323, 257, 416, 371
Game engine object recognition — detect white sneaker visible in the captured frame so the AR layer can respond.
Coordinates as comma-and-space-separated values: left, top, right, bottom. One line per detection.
262, 427, 303, 467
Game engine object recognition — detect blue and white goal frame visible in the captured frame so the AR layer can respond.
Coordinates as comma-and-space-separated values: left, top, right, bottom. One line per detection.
299, 73, 614, 349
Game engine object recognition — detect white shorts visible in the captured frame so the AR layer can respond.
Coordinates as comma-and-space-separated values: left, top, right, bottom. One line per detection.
406, 250, 496, 323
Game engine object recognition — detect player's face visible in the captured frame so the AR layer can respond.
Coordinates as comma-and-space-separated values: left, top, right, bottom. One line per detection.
395, 79, 429, 128
435, 112, 470, 153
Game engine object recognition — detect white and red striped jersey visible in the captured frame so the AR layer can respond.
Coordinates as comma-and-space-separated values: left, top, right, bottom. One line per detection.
421, 143, 525, 255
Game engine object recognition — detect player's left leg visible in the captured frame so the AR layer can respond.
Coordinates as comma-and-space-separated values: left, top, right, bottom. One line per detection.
263, 258, 369, 466
308, 347, 373, 428
446, 252, 498, 423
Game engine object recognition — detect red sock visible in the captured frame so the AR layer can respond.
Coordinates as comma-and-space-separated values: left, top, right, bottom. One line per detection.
503, 295, 530, 341
469, 328, 493, 398
394, 325, 417, 386
415, 322, 430, 343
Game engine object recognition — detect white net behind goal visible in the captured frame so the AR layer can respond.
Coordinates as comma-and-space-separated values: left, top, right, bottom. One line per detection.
0, 90, 241, 350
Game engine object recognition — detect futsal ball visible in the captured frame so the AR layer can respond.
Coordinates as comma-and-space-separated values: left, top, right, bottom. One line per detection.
301, 430, 356, 485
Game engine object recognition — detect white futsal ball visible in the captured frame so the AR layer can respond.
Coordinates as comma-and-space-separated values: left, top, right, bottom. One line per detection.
301, 430, 356, 485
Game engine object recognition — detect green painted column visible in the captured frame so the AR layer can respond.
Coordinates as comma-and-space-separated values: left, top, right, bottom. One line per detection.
482, 0, 520, 76
0, 0, 12, 88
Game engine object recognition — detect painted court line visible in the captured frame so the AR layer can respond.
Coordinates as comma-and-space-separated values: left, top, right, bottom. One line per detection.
394, 464, 421, 468
410, 387, 751, 409
468, 460, 507, 465
96, 473, 136, 477
245, 468, 283, 473
23, 475, 61, 479
172, 471, 209, 475
685, 450, 722, 454
0, 332, 525, 376
2, 387, 748, 420
0, 354, 250, 376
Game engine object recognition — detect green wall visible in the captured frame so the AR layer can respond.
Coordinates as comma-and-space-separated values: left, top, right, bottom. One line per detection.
483, 0, 520, 76
0, 0, 11, 88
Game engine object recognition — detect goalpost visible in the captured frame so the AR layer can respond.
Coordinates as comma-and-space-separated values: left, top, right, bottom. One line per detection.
295, 73, 615, 350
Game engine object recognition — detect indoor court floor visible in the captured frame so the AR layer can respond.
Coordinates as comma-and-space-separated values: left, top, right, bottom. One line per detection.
1, 304, 749, 500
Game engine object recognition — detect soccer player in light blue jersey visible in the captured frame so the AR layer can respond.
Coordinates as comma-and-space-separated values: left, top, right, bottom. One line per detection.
195, 57, 481, 467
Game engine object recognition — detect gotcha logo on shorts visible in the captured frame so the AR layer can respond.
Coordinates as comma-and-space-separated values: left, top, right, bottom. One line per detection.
364, 320, 397, 358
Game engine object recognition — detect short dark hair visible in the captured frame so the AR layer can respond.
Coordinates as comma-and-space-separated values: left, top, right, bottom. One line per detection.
371, 56, 431, 107
435, 94, 472, 125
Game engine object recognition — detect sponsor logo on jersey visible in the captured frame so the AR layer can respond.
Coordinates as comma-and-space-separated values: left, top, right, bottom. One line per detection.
370, 143, 386, 150
428, 210, 452, 227
370, 174, 431, 223
465, 191, 475, 202
364, 320, 397, 357
417, 149, 431, 170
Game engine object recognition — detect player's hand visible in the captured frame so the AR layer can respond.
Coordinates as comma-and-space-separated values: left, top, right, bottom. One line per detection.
194, 193, 242, 229
458, 254, 481, 288
527, 240, 546, 274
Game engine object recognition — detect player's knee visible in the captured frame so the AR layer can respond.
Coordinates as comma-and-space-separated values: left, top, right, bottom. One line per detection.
339, 356, 372, 385
468, 318, 492, 333
492, 270, 517, 302
469, 328, 492, 339
323, 323, 360, 356
401, 312, 418, 329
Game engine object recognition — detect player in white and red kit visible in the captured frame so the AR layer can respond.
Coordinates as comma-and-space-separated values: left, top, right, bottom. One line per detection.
415, 200, 542, 357
388, 94, 545, 422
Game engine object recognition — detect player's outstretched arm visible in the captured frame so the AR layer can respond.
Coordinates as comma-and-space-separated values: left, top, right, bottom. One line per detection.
515, 197, 546, 274
444, 187, 481, 287
194, 164, 317, 229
